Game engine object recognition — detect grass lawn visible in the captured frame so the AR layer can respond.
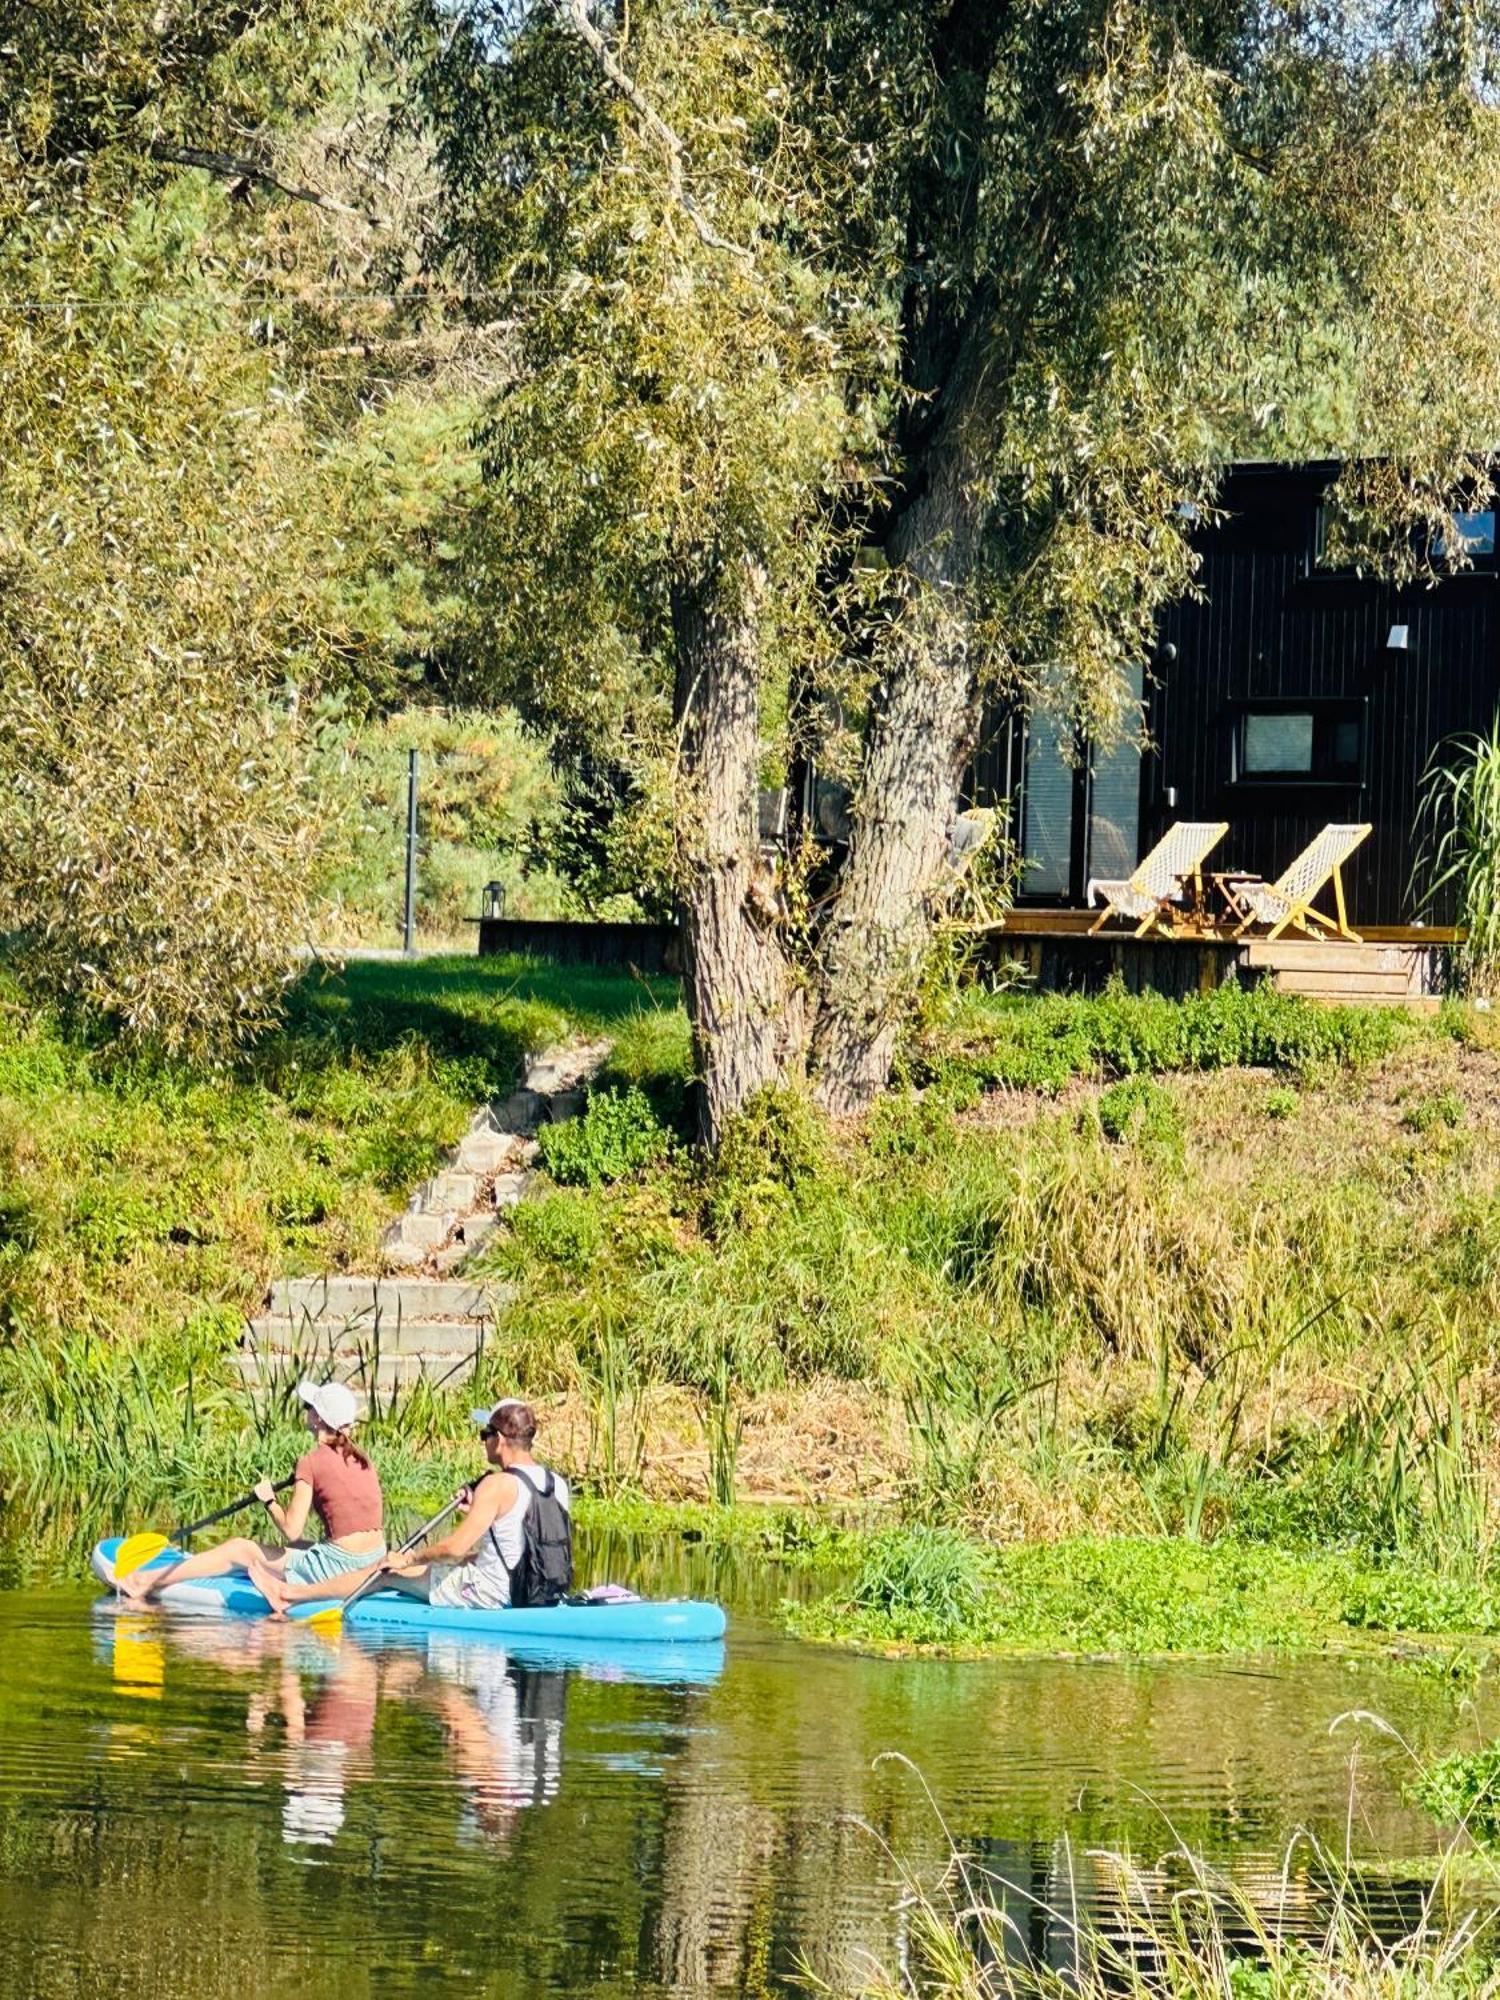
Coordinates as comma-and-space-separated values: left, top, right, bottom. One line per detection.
0, 950, 677, 1354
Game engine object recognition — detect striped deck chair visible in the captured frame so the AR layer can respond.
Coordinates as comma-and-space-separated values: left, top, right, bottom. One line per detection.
1088, 821, 1229, 938
1229, 823, 1371, 942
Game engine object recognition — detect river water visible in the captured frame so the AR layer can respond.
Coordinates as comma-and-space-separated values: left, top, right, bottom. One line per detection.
0, 1529, 1492, 1999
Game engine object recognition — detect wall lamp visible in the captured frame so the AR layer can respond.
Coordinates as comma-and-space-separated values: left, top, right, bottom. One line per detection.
1386, 624, 1409, 652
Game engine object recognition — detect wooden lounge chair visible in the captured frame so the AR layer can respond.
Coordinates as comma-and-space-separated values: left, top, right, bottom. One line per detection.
1088, 821, 1229, 937
934, 807, 1010, 933
1228, 823, 1371, 942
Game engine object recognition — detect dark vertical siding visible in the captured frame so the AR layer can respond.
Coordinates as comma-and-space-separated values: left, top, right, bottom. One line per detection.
974, 464, 1500, 925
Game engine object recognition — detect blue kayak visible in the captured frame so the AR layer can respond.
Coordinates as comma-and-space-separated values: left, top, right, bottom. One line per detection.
92, 1537, 728, 1645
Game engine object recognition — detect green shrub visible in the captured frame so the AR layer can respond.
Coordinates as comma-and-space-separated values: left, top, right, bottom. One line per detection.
866, 1090, 957, 1161
537, 1086, 673, 1188
847, 1527, 992, 1637
1410, 1740, 1500, 1843
508, 1188, 609, 1268
1264, 1084, 1299, 1120
1095, 1075, 1181, 1151
703, 1086, 829, 1233
1402, 1089, 1465, 1134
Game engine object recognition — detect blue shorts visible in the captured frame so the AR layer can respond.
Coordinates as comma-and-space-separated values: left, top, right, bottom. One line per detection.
283, 1540, 385, 1587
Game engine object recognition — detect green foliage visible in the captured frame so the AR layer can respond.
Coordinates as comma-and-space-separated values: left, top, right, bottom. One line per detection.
702, 1086, 831, 1235
844, 1528, 992, 1641
1410, 1741, 1500, 1845
538, 1087, 674, 1189
790, 1535, 1356, 1656
0, 3, 502, 1054
1265, 1085, 1300, 1121
923, 980, 1408, 1096
1095, 1076, 1182, 1153
794, 1530, 1500, 1659
1414, 716, 1500, 993
1403, 1090, 1466, 1134
317, 705, 572, 946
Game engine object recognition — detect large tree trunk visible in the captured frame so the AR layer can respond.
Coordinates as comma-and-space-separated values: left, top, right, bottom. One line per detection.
672, 557, 803, 1147
809, 327, 993, 1115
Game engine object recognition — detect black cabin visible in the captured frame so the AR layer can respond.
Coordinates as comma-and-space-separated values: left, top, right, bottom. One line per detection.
969, 462, 1500, 927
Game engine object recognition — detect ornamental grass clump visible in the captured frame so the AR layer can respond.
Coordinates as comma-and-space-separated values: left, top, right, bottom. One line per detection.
1415, 718, 1500, 995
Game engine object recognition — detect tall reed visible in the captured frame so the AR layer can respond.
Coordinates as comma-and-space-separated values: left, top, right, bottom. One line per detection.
1414, 716, 1500, 992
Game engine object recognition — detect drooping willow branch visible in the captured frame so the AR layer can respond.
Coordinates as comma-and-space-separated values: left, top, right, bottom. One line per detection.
146, 144, 380, 227
550, 0, 753, 261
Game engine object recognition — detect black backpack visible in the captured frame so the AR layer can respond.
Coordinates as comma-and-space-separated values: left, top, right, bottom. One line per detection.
488, 1465, 573, 1608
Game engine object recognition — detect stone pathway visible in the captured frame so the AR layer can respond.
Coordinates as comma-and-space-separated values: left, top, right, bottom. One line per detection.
238, 1040, 610, 1395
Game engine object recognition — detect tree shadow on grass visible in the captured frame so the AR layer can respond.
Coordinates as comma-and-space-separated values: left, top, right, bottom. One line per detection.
275, 953, 681, 1085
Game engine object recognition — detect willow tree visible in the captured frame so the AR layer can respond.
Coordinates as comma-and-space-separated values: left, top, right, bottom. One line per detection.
429, 0, 1500, 1142
1, 2, 481, 1054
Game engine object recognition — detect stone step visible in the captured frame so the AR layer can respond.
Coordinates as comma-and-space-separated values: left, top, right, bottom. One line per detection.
246, 1316, 489, 1358
455, 1128, 529, 1175
235, 1349, 481, 1391
267, 1277, 507, 1322
408, 1169, 479, 1214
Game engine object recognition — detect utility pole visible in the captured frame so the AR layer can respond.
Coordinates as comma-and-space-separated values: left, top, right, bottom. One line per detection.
403, 748, 418, 955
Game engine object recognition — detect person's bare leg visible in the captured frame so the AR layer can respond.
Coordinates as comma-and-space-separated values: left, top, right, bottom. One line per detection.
251, 1553, 412, 1618
119, 1536, 282, 1602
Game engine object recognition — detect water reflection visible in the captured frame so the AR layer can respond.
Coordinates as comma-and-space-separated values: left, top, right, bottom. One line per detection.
91, 1604, 723, 1866
5, 1570, 1496, 1998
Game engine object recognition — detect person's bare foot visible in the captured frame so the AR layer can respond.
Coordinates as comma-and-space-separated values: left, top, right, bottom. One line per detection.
247, 1555, 290, 1617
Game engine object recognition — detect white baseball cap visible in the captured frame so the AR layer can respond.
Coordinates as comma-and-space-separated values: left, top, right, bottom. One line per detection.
470, 1399, 528, 1428
297, 1380, 360, 1431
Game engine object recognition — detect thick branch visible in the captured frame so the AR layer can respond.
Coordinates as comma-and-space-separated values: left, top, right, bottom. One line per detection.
551, 0, 752, 261
147, 143, 380, 226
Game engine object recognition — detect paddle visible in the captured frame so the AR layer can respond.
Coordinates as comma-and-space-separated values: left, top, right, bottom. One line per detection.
303, 1492, 465, 1634
112, 1477, 297, 1585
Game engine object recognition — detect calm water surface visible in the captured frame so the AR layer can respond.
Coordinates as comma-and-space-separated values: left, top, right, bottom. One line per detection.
0, 1531, 1491, 1999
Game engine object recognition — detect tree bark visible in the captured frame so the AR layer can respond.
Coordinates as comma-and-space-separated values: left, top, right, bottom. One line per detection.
809, 321, 994, 1115
672, 558, 803, 1147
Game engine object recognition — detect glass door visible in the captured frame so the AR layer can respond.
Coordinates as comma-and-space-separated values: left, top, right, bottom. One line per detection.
1020, 665, 1144, 903
1084, 663, 1144, 890
1021, 717, 1075, 897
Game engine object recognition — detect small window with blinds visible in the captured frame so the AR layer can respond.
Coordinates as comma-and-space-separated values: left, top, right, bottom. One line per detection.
1231, 700, 1364, 786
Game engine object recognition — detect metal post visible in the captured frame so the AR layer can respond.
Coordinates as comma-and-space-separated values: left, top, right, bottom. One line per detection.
403, 748, 418, 955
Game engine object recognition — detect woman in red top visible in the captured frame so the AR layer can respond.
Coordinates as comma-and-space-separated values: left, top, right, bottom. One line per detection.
118, 1380, 385, 1601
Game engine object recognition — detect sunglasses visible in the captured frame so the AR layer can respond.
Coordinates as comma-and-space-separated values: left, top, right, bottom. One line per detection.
478, 1426, 501, 1442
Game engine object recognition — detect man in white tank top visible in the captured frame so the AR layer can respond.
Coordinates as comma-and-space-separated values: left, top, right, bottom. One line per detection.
358, 1401, 571, 1612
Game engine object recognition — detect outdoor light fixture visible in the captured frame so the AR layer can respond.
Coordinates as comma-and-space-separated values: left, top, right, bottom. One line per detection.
1386, 624, 1409, 651
481, 880, 506, 920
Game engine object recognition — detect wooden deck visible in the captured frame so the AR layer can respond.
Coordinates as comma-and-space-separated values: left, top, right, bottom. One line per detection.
993, 911, 1454, 1007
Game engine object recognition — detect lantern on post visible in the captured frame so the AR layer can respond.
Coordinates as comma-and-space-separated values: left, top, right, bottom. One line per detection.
481, 880, 507, 921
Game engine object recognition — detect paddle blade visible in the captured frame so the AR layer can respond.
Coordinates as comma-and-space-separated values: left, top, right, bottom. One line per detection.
112, 1533, 170, 1583
302, 1604, 343, 1635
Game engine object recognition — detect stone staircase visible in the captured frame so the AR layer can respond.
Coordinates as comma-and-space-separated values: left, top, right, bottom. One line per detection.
238, 1275, 511, 1393
238, 1040, 610, 1394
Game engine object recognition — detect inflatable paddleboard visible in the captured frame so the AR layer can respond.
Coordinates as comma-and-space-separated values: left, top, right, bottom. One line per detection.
91, 1538, 728, 1645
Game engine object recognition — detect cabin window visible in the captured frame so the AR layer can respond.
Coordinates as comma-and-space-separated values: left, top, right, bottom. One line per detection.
1233, 701, 1365, 785
1434, 510, 1497, 562
1313, 504, 1360, 573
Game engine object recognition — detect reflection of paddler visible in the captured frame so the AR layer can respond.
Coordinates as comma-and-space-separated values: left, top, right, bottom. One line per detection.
424, 1637, 565, 1843
247, 1646, 380, 1849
